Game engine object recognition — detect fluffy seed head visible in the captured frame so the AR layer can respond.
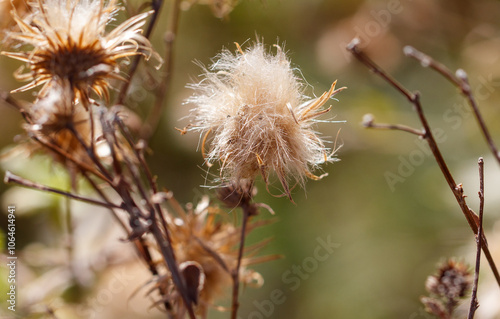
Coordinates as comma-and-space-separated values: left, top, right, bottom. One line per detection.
187, 42, 345, 199
2, 0, 160, 108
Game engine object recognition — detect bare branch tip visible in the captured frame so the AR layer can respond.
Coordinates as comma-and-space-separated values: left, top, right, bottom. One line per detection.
346, 38, 361, 51
362, 113, 375, 127
3, 171, 14, 184
402, 45, 416, 56
456, 69, 468, 80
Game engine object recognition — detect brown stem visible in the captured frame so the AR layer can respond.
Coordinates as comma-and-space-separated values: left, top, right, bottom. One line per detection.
149, 222, 196, 319
116, 0, 165, 105
468, 157, 484, 319
111, 114, 195, 317
4, 171, 122, 209
139, 0, 182, 140
231, 203, 251, 319
347, 38, 500, 288
404, 46, 500, 165
80, 171, 128, 231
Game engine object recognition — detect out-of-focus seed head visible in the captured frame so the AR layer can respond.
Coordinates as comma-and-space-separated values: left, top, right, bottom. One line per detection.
186, 42, 346, 200
2, 0, 160, 108
425, 259, 471, 301
180, 0, 239, 19
421, 259, 472, 317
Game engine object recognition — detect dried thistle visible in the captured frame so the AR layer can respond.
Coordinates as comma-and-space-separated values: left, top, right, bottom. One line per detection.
421, 259, 472, 318
187, 42, 346, 200
150, 196, 272, 317
2, 0, 160, 108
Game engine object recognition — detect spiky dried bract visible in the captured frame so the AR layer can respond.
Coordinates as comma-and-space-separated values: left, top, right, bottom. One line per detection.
187, 42, 345, 199
153, 197, 270, 317
2, 0, 159, 108
0, 0, 26, 40
421, 259, 472, 317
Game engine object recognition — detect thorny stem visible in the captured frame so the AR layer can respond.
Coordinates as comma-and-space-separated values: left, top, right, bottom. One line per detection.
116, 0, 165, 105
468, 158, 484, 319
4, 171, 123, 209
231, 202, 251, 319
347, 38, 500, 288
404, 46, 500, 166
140, 0, 182, 140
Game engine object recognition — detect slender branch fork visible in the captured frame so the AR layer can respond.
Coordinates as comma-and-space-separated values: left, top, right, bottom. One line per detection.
115, 0, 183, 143
403, 46, 500, 166
139, 0, 182, 141
346, 38, 500, 288
116, 0, 165, 105
468, 157, 484, 319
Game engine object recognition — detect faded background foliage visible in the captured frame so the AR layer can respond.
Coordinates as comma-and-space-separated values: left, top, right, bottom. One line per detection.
2, 0, 500, 318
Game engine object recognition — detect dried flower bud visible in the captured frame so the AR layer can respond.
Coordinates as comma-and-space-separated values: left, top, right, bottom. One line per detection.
216, 179, 256, 209
187, 42, 346, 200
420, 296, 447, 318
2, 0, 161, 108
426, 259, 471, 301
421, 259, 472, 317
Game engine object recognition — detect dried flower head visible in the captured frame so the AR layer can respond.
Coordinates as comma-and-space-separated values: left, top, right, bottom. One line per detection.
2, 0, 160, 108
16, 79, 117, 179
187, 42, 345, 200
24, 80, 94, 165
421, 259, 472, 317
152, 197, 272, 317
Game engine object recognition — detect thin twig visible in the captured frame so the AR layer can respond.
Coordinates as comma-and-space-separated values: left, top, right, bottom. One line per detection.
4, 171, 122, 209
116, 0, 165, 105
404, 46, 500, 165
347, 38, 500, 288
140, 0, 182, 140
80, 171, 129, 231
231, 203, 251, 319
362, 114, 424, 136
468, 157, 484, 319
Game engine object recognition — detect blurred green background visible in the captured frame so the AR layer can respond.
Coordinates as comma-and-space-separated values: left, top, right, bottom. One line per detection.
2, 0, 500, 318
